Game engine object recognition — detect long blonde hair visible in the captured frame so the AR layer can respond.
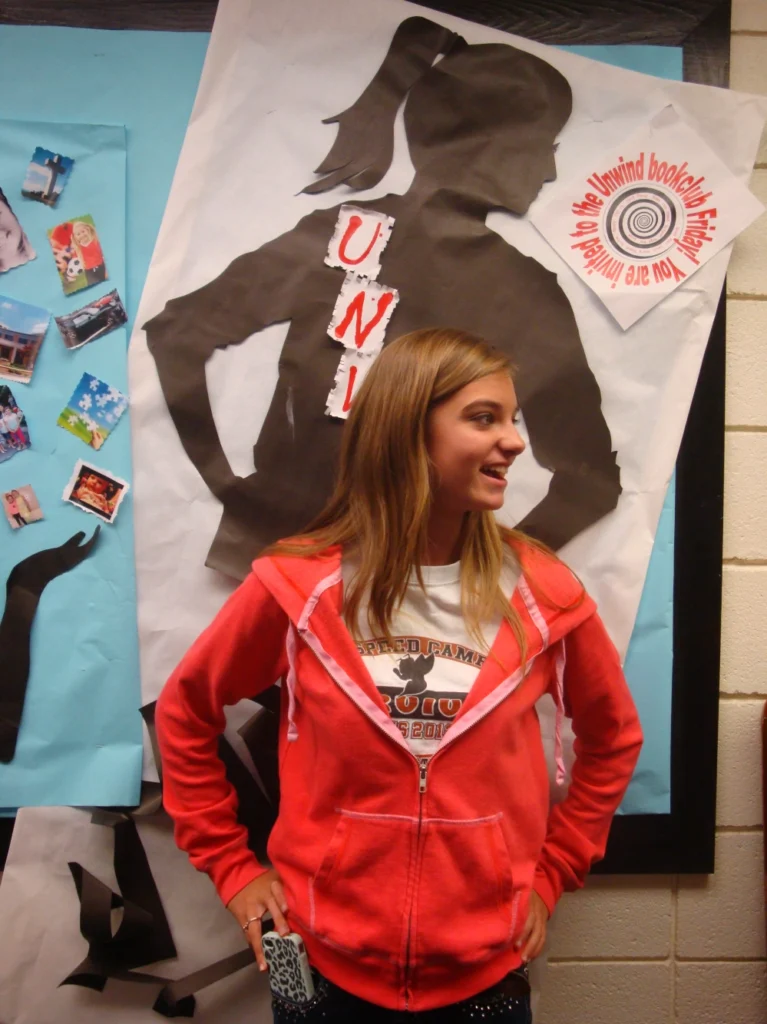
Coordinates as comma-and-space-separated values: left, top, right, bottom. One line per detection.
270, 327, 546, 656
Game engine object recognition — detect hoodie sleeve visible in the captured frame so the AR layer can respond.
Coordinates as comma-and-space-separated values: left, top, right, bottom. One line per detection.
156, 570, 289, 907
533, 609, 643, 914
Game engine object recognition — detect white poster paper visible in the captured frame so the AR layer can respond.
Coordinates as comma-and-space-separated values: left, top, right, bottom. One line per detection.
127, 0, 766, 717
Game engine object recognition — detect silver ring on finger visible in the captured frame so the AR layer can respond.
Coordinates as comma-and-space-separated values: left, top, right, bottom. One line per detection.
243, 914, 263, 932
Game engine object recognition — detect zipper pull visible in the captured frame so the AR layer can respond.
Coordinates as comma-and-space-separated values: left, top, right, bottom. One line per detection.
418, 757, 429, 794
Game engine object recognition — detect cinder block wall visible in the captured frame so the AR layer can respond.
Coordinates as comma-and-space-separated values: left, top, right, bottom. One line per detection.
539, 3, 767, 1020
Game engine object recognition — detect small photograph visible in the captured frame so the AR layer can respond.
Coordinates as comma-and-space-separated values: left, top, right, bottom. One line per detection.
1, 485, 43, 530
21, 147, 75, 208
0, 296, 49, 384
47, 214, 108, 296
63, 459, 129, 524
55, 289, 128, 350
57, 372, 128, 451
0, 384, 31, 462
0, 186, 36, 274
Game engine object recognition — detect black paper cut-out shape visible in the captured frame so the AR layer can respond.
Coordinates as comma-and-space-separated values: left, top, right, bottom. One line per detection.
60, 697, 279, 1017
0, 528, 100, 763
145, 18, 620, 581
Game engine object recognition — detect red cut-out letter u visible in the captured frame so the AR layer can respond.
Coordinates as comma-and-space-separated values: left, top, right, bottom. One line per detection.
338, 215, 382, 266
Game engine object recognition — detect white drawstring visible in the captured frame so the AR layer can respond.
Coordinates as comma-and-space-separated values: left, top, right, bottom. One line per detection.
285, 622, 300, 742
518, 575, 567, 786
553, 639, 567, 787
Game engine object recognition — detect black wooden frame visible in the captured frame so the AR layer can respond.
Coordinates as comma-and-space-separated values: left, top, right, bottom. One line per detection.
0, 0, 729, 874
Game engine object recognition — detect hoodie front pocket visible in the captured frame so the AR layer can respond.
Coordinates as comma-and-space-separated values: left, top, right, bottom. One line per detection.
412, 814, 516, 965
309, 810, 417, 962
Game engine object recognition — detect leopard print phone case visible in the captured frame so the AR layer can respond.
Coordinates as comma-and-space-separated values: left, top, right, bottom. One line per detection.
262, 931, 316, 1004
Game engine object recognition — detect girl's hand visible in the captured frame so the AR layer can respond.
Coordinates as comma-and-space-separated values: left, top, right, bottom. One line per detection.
227, 868, 290, 971
516, 889, 548, 963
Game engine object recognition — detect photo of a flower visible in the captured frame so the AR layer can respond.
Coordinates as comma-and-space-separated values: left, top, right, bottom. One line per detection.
57, 372, 128, 451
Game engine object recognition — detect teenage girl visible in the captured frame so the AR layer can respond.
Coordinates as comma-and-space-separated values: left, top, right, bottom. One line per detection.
156, 328, 642, 1022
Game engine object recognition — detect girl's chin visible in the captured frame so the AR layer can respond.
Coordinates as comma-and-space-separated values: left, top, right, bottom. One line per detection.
467, 495, 506, 512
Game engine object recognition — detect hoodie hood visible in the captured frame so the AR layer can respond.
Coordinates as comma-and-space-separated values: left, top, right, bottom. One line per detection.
252, 542, 595, 780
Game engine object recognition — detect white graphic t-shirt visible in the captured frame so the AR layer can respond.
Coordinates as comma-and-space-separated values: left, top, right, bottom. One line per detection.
342, 557, 520, 758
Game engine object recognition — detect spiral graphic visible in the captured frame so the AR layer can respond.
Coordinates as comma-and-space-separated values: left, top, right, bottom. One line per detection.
604, 186, 679, 260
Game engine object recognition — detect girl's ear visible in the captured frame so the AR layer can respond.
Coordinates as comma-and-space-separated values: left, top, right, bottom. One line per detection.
303, 16, 465, 195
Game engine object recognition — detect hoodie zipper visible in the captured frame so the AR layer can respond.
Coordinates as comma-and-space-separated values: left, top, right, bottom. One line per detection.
403, 755, 430, 1010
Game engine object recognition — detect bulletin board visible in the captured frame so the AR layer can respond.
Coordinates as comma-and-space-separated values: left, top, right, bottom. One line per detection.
0, 0, 735, 880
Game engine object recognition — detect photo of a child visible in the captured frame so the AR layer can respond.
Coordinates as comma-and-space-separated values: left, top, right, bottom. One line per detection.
47, 214, 108, 295
63, 460, 128, 524
1, 485, 43, 530
0, 385, 31, 462
0, 187, 35, 274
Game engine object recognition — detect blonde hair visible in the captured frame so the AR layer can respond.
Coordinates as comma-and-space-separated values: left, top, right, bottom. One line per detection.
270, 327, 552, 658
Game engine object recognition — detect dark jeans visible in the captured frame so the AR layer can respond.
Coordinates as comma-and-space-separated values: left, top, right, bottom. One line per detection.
272, 966, 532, 1022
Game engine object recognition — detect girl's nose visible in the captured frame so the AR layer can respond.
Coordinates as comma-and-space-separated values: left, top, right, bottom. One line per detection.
502, 423, 526, 456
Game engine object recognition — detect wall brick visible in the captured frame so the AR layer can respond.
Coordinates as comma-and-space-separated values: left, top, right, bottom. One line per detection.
732, 0, 767, 34
548, 876, 672, 959
723, 432, 767, 559
676, 962, 767, 1024
538, 963, 671, 1024
716, 699, 765, 826
725, 300, 767, 425
728, 170, 767, 295
720, 566, 767, 694
677, 832, 767, 959
731, 34, 767, 164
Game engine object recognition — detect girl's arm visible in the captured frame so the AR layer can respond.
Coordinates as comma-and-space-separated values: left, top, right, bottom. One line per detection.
156, 570, 289, 906
533, 610, 643, 913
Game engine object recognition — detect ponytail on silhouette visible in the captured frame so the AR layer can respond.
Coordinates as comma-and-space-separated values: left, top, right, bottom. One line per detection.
303, 16, 465, 194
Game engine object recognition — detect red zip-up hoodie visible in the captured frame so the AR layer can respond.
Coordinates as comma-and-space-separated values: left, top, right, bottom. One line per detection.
156, 542, 642, 1012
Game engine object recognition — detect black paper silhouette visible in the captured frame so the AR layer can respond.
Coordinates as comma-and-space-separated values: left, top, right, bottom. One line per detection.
0, 528, 100, 763
145, 16, 620, 581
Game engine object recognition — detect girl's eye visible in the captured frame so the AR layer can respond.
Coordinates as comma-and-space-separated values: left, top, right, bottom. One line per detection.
473, 413, 494, 425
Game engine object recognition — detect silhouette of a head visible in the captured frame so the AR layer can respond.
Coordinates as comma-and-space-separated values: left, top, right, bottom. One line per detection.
305, 17, 572, 215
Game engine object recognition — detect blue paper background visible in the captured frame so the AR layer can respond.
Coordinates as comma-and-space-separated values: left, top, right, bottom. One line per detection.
0, 30, 210, 809
0, 27, 677, 813
0, 116, 143, 809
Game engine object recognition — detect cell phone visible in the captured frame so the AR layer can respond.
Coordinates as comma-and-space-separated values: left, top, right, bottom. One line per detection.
262, 930, 316, 1004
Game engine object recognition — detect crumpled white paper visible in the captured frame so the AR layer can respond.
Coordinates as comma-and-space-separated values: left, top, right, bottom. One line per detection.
530, 103, 765, 328
0, 806, 273, 1023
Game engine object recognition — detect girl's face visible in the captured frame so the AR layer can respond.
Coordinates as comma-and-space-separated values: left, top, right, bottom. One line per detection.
72, 222, 94, 247
426, 372, 525, 515
0, 199, 23, 253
